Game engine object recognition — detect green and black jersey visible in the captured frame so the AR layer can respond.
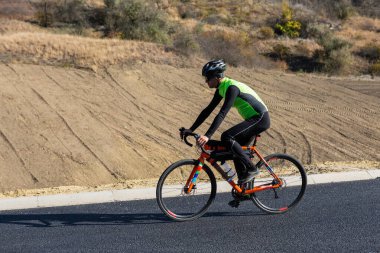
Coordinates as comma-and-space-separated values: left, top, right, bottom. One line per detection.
190, 77, 268, 138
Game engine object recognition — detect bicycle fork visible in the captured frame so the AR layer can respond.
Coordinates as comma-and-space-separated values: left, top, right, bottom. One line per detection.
185, 158, 205, 194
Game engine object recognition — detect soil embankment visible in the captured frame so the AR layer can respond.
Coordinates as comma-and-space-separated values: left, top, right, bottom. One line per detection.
0, 63, 379, 195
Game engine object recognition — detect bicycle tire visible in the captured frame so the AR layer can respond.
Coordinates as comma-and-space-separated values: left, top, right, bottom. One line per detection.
156, 159, 217, 221
251, 153, 307, 214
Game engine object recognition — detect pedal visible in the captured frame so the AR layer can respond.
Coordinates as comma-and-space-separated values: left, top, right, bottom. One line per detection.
228, 199, 240, 208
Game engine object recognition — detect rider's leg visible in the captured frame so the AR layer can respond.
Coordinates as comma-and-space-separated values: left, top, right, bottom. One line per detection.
221, 112, 270, 184
233, 159, 246, 181
232, 133, 258, 179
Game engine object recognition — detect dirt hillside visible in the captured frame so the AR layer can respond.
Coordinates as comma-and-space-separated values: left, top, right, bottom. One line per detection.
0, 63, 379, 194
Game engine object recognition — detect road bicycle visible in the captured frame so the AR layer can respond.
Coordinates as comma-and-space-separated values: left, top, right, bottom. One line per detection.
156, 129, 307, 221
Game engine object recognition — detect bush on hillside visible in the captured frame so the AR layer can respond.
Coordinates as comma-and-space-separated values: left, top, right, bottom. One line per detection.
275, 20, 302, 38
33, 1, 54, 27
332, 1, 356, 20
323, 46, 353, 74
289, 0, 358, 20
313, 32, 353, 74
370, 62, 380, 76
274, 1, 302, 38
303, 23, 328, 39
104, 0, 172, 44
177, 3, 204, 19
258, 26, 275, 39
271, 44, 291, 60
202, 14, 226, 25
193, 22, 205, 35
197, 29, 258, 67
357, 43, 380, 62
32, 0, 88, 28
173, 29, 200, 56
55, 0, 87, 25
317, 33, 351, 55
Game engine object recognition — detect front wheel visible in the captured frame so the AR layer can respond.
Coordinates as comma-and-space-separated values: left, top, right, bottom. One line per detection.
251, 153, 307, 214
156, 159, 217, 221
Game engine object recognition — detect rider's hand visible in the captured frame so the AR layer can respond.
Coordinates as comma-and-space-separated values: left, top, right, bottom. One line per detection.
197, 135, 209, 147
179, 128, 193, 140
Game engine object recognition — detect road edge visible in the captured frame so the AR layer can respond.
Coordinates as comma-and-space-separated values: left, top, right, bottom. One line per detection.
0, 170, 379, 211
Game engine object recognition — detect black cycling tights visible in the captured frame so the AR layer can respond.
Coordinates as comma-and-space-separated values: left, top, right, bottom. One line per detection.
220, 111, 270, 178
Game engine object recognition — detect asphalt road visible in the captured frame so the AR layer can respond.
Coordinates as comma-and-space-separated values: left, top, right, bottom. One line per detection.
0, 179, 379, 253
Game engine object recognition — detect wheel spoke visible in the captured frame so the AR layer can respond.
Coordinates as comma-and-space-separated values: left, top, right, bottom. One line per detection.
252, 154, 307, 214
157, 160, 216, 221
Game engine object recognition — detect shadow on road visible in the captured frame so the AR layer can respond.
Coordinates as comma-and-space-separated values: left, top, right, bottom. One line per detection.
0, 210, 266, 227
0, 213, 169, 227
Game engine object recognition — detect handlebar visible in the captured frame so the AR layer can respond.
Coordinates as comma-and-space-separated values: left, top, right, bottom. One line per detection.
179, 128, 212, 154
184, 132, 200, 147
179, 127, 200, 148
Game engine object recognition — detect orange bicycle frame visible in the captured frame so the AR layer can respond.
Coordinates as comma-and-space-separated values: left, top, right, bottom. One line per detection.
185, 143, 283, 195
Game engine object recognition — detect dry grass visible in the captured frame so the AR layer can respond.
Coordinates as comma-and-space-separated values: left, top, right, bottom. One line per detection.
0, 0, 34, 20
0, 0, 104, 15
176, 0, 282, 27
86, 0, 105, 7
255, 38, 321, 56
0, 32, 185, 70
350, 16, 380, 31
0, 18, 43, 34
336, 16, 380, 50
0, 1, 379, 75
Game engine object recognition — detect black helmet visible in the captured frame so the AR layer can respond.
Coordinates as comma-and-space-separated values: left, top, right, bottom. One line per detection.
202, 59, 226, 79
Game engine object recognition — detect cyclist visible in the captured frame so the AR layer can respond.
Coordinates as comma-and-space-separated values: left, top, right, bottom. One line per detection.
181, 59, 270, 184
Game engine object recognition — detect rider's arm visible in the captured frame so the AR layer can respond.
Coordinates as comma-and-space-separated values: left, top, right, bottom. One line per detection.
190, 90, 222, 132
205, 85, 239, 138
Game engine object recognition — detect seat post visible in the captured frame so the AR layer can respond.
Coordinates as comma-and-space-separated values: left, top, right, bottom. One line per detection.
247, 135, 260, 147
251, 135, 261, 147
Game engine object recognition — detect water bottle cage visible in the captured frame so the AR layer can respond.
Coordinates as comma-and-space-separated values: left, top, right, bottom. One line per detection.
221, 161, 236, 180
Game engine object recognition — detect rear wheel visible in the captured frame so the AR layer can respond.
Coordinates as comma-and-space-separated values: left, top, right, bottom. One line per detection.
251, 153, 307, 214
156, 159, 217, 221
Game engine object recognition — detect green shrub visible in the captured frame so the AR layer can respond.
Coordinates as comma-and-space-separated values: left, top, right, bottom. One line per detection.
316, 32, 351, 56
274, 1, 302, 38
104, 0, 172, 44
173, 29, 200, 56
274, 20, 302, 38
280, 1, 293, 22
313, 32, 353, 74
304, 23, 328, 39
324, 46, 353, 74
